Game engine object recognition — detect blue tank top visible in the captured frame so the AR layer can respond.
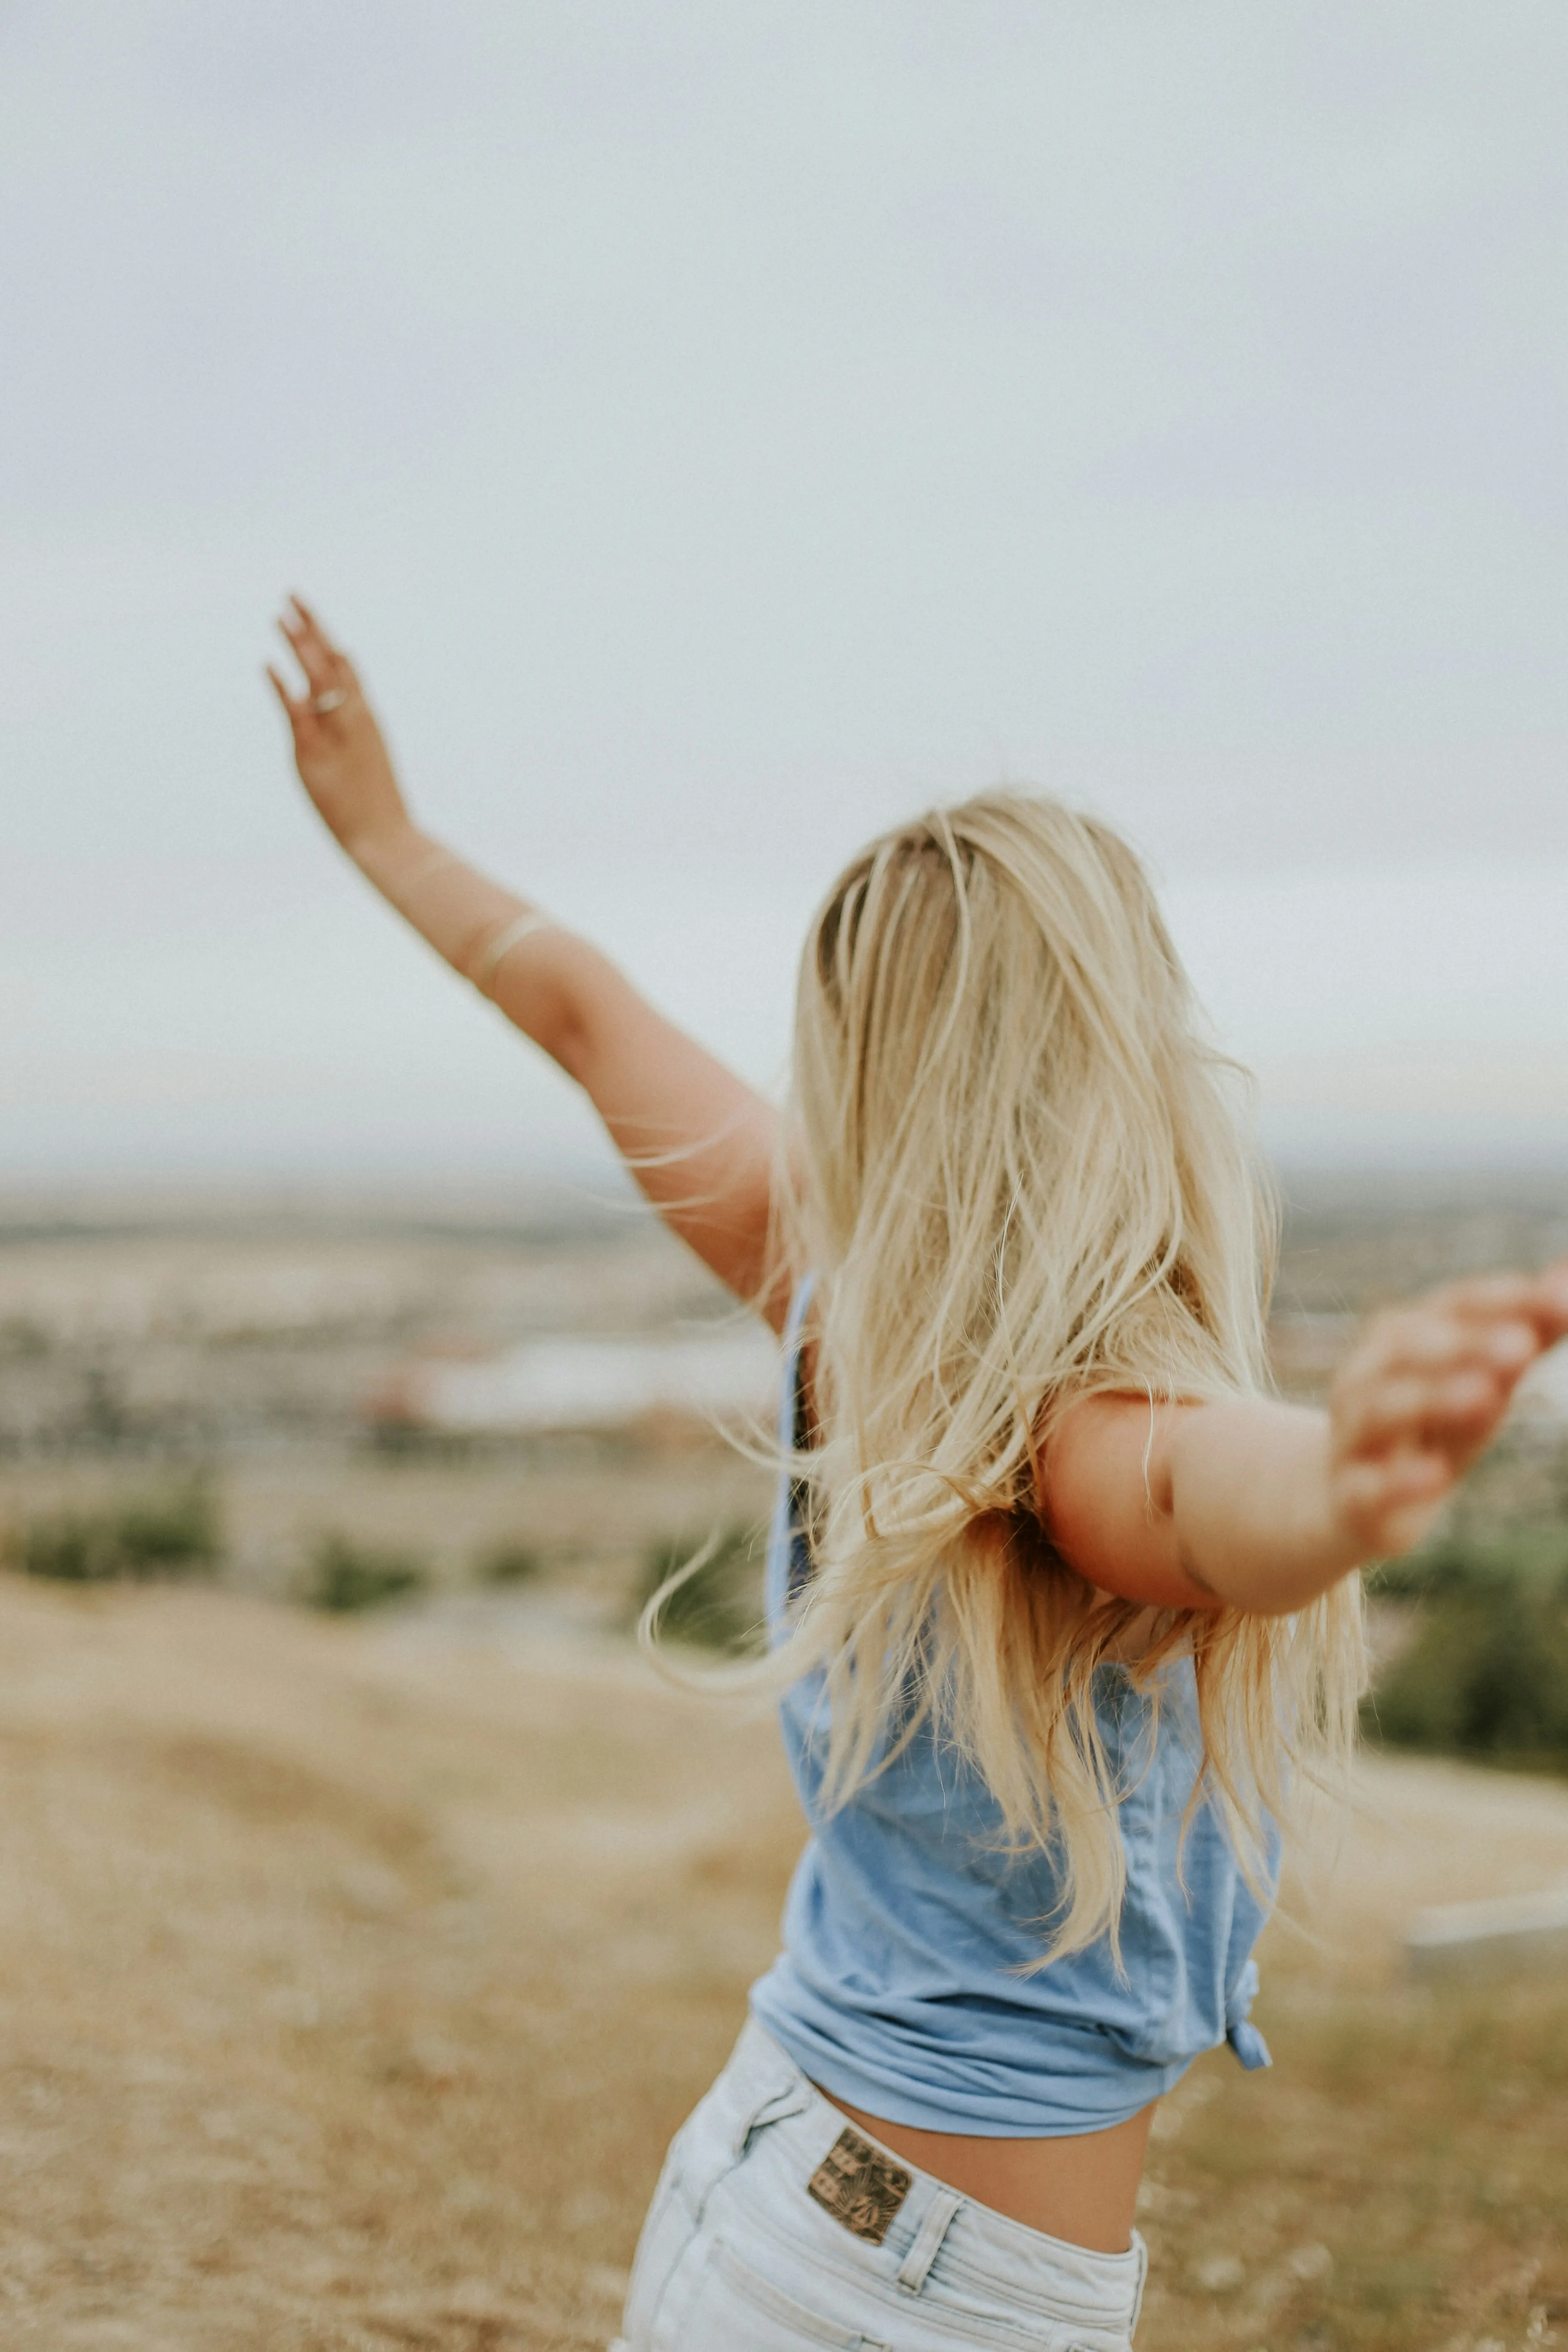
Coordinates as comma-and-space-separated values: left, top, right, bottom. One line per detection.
748, 1283, 1277, 2137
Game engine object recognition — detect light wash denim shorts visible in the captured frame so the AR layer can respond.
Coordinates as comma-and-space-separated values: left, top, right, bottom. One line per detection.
612, 2018, 1148, 2352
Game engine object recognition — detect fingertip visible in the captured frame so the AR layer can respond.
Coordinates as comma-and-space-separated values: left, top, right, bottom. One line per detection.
1437, 1369, 1494, 1421
1486, 1320, 1536, 1368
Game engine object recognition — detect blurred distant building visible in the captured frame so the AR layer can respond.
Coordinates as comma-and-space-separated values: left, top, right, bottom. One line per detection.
364, 1326, 780, 1446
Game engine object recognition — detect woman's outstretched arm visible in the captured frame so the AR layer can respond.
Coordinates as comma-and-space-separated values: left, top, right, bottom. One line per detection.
267, 596, 783, 1321
1041, 1269, 1568, 1613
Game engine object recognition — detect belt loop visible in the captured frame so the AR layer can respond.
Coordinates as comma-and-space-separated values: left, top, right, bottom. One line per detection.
895, 2186, 962, 2292
736, 2081, 809, 2160
677, 2041, 805, 2221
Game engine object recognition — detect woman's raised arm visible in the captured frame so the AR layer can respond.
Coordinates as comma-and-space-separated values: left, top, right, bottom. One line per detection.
267, 596, 783, 1321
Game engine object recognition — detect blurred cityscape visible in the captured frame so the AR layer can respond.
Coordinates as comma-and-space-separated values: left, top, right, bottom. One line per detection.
0, 1182, 778, 1638
2, 1169, 1568, 1693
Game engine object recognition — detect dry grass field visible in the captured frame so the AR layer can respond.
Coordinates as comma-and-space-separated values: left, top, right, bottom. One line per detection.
0, 1574, 1565, 2352
3, 1184, 1568, 2349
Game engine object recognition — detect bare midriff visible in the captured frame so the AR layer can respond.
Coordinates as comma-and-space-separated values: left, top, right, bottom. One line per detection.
812, 2088, 1155, 2254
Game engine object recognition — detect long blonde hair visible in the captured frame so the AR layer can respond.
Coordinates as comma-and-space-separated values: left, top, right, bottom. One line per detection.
661, 792, 1364, 1960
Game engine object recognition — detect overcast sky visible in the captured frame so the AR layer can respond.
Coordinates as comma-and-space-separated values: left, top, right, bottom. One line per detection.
2, 3, 1566, 1188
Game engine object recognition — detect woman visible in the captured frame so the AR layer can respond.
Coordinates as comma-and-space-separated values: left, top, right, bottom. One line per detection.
270, 596, 1568, 2350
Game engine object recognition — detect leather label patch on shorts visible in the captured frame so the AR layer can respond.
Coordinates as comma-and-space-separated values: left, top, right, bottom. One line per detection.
806, 2126, 912, 2245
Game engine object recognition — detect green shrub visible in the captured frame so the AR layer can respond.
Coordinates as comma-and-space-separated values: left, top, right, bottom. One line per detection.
12, 1513, 121, 1583
475, 1542, 541, 1587
633, 1523, 766, 1654
1366, 1567, 1568, 1765
10, 1482, 222, 1584
112, 1484, 221, 1573
303, 1533, 426, 1614
1367, 1531, 1568, 1604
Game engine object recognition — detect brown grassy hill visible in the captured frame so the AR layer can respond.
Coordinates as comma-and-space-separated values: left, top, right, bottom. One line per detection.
0, 1577, 1564, 2351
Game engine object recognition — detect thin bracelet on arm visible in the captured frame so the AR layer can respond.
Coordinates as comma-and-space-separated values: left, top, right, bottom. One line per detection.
350, 828, 562, 1005
471, 911, 557, 997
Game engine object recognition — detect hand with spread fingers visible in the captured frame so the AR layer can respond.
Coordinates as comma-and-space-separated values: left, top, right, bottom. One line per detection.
266, 595, 410, 855
1327, 1268, 1568, 1560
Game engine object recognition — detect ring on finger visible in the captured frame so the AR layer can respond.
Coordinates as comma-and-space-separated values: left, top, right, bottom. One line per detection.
310, 688, 349, 714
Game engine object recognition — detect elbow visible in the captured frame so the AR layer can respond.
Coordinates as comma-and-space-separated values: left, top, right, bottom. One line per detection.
524, 985, 595, 1084
548, 1010, 595, 1087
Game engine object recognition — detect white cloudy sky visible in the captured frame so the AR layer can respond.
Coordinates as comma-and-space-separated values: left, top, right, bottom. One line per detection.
2, 2, 1566, 1188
